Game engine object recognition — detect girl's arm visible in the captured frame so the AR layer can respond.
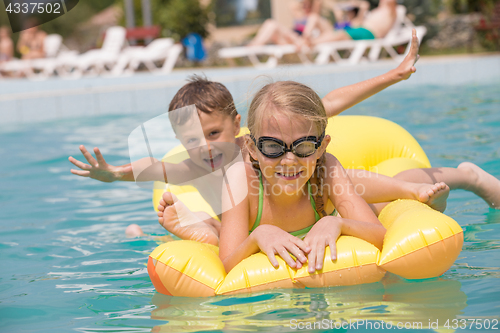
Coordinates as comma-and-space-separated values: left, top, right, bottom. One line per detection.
326, 154, 381, 225
322, 29, 420, 118
304, 154, 386, 272
219, 163, 310, 272
219, 163, 258, 272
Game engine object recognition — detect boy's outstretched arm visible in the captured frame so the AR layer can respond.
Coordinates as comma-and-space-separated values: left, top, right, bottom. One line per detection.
69, 145, 166, 182
322, 29, 420, 118
69, 145, 135, 182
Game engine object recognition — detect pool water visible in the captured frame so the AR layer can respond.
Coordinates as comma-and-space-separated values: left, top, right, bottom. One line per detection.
1, 83, 499, 332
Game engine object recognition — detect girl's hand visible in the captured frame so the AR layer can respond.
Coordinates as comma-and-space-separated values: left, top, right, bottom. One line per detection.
251, 224, 311, 269
303, 216, 343, 274
69, 145, 131, 182
397, 29, 420, 81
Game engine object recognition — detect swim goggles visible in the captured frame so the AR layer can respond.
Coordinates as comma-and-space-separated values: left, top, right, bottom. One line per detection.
251, 132, 325, 158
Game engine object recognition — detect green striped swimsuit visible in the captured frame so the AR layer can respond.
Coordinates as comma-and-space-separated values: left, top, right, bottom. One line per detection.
249, 172, 338, 239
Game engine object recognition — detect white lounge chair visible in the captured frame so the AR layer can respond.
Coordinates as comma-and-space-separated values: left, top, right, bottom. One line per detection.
313, 5, 427, 65
366, 6, 427, 63
0, 58, 29, 78
218, 44, 309, 69
110, 38, 183, 76
366, 25, 427, 63
0, 33, 65, 78
61, 26, 127, 77
27, 34, 71, 79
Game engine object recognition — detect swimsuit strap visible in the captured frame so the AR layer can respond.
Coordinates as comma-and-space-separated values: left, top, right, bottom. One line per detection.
308, 181, 321, 221
249, 173, 324, 234
249, 171, 264, 233
308, 181, 339, 218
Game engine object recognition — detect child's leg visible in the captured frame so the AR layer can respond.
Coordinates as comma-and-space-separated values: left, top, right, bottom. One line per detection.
394, 162, 500, 209
368, 203, 389, 217
248, 19, 299, 46
125, 224, 146, 237
346, 169, 449, 212
157, 192, 221, 245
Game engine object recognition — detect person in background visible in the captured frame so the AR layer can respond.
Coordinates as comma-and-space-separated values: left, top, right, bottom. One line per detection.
17, 25, 46, 60
247, 0, 322, 47
303, 0, 397, 46
331, 1, 365, 29
0, 26, 14, 62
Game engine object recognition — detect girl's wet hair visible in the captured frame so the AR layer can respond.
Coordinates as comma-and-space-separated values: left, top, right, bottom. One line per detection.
247, 81, 329, 216
247, 81, 327, 136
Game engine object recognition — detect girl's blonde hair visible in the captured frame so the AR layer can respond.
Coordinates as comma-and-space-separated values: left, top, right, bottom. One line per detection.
247, 81, 328, 216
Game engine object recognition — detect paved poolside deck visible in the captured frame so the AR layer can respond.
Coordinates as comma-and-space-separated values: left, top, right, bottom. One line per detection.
1, 53, 499, 125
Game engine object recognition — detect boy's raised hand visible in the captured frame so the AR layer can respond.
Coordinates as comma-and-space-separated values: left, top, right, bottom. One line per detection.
321, 29, 421, 118
69, 145, 132, 182
397, 29, 420, 80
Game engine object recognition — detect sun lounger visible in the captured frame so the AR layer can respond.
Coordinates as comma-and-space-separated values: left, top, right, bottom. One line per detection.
0, 58, 28, 77
26, 34, 69, 79
61, 26, 127, 77
218, 44, 309, 69
367, 25, 427, 63
313, 5, 426, 65
217, 5, 424, 68
0, 33, 70, 79
110, 38, 183, 76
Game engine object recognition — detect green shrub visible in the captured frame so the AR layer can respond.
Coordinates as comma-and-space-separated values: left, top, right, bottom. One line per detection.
120, 0, 211, 42
155, 0, 211, 41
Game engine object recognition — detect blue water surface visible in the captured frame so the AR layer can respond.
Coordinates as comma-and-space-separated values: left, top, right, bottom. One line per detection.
0, 83, 499, 332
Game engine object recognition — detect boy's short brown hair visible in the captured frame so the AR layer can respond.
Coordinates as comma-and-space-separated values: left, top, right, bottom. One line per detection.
168, 75, 237, 128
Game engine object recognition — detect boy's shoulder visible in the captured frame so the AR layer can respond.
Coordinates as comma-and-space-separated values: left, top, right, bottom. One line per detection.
226, 161, 259, 184
165, 159, 206, 184
228, 161, 256, 175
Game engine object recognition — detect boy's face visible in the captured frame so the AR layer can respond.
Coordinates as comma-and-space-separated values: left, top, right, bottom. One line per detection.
176, 110, 241, 172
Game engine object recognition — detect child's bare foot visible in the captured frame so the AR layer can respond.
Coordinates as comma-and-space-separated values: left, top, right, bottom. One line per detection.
415, 182, 450, 212
125, 224, 146, 237
157, 192, 220, 245
458, 162, 500, 209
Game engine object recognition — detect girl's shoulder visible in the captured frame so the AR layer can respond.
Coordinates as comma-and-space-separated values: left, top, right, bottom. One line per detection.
322, 153, 348, 183
324, 152, 342, 167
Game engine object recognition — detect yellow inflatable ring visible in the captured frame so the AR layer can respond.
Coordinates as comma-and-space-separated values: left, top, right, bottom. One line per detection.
152, 116, 431, 217
148, 116, 463, 297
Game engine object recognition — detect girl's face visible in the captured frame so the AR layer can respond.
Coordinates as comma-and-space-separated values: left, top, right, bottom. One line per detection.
250, 112, 330, 196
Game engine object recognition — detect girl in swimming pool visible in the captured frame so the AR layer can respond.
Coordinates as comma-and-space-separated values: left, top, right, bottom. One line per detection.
218, 81, 387, 273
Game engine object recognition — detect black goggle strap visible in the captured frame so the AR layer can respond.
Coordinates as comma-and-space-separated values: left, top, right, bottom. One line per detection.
250, 134, 257, 145
315, 132, 325, 148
